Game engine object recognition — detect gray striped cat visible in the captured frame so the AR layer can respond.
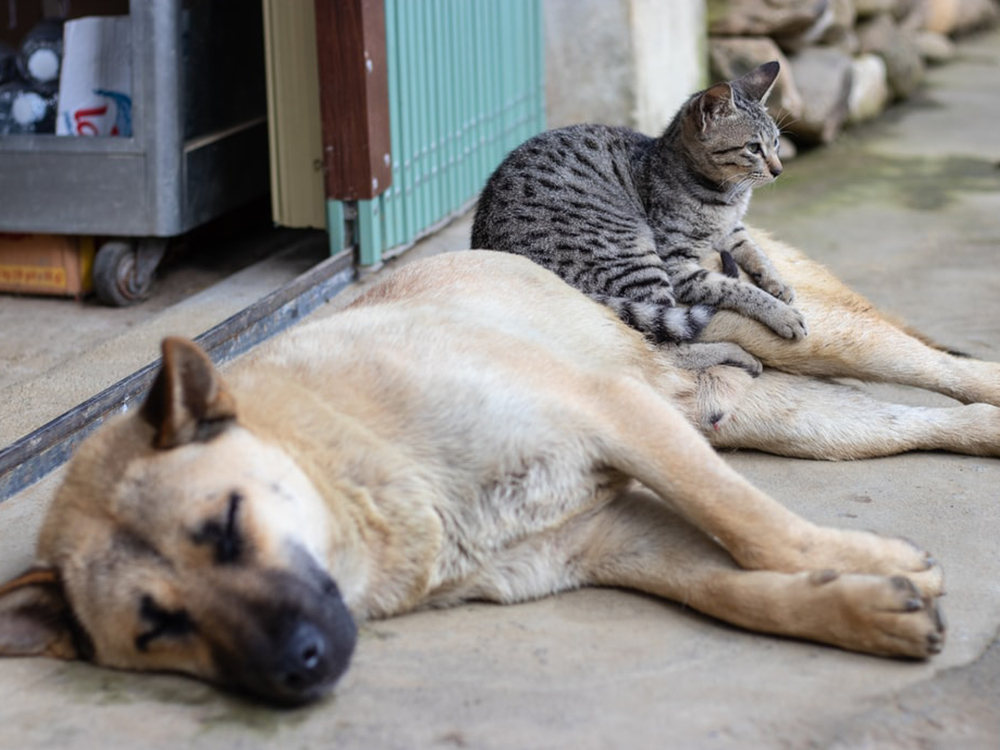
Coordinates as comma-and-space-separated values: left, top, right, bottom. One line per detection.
472, 61, 807, 350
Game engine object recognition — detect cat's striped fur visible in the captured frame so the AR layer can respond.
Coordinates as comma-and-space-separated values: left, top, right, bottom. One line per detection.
472, 61, 807, 345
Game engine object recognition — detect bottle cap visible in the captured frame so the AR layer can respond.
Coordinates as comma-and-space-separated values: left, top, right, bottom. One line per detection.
12, 91, 46, 125
27, 48, 60, 83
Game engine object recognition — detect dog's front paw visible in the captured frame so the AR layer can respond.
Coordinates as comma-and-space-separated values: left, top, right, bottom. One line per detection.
758, 525, 945, 599
807, 572, 945, 658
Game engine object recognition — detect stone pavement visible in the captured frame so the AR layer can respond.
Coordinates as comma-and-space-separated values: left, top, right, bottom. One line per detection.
1, 28, 1000, 750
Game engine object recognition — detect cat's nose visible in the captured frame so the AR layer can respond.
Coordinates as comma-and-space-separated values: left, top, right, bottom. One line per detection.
769, 162, 783, 178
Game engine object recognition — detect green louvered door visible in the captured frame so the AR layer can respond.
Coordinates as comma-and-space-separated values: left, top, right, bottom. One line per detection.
329, 0, 545, 267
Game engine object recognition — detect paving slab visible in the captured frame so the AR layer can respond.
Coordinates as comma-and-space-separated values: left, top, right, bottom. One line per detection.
1, 28, 1000, 750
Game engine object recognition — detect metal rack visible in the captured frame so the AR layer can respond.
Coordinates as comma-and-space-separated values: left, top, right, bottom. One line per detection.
0, 0, 269, 304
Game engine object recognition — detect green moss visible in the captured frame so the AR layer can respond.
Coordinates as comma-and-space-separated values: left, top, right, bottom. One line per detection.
197, 697, 316, 735
53, 662, 214, 707
760, 141, 1000, 216
51, 661, 315, 734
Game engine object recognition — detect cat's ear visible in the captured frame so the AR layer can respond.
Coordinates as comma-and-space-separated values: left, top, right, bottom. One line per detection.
734, 61, 780, 104
697, 83, 736, 132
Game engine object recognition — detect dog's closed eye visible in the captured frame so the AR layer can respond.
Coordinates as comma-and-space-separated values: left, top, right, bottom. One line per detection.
191, 491, 244, 564
135, 595, 194, 652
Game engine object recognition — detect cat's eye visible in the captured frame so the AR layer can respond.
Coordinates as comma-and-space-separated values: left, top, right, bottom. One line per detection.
746, 142, 763, 155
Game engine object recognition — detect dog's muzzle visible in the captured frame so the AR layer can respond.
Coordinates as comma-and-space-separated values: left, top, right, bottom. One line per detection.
209, 561, 357, 706
265, 592, 357, 705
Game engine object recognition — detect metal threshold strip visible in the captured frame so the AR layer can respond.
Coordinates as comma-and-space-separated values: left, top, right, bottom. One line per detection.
0, 236, 355, 504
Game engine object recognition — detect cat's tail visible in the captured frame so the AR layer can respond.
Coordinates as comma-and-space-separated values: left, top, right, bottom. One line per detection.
593, 296, 715, 344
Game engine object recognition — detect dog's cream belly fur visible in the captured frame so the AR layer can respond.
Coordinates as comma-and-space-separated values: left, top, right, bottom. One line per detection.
349, 351, 624, 606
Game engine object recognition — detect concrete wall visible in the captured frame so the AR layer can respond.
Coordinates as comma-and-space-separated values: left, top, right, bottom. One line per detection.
544, 0, 706, 135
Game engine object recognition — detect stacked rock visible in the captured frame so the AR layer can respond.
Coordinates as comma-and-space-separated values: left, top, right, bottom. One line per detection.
707, 0, 999, 152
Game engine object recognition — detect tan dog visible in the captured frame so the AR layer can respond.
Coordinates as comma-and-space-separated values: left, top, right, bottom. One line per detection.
3, 235, 997, 704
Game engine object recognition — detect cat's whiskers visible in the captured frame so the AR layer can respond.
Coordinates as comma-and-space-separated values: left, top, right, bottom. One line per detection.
720, 173, 755, 200
774, 112, 801, 136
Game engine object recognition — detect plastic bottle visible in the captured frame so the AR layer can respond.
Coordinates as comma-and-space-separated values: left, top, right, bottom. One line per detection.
0, 81, 57, 134
17, 18, 64, 92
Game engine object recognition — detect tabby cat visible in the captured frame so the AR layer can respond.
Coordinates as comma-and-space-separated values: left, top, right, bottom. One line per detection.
471, 61, 807, 348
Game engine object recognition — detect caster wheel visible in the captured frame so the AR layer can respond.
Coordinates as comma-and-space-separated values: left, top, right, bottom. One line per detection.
93, 240, 154, 307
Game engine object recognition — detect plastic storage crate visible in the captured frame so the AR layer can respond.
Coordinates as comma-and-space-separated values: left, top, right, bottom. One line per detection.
0, 1, 269, 305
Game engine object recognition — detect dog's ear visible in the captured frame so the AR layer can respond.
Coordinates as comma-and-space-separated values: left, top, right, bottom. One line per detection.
0, 568, 89, 659
141, 337, 237, 449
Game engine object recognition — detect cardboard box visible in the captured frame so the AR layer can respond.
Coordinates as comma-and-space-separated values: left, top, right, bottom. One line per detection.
0, 234, 95, 297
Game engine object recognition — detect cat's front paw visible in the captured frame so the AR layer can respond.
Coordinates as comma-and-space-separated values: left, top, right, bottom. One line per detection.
667, 342, 763, 378
765, 304, 808, 340
755, 273, 796, 305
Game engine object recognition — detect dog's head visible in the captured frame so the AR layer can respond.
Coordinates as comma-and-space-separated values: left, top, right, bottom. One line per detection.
0, 338, 357, 705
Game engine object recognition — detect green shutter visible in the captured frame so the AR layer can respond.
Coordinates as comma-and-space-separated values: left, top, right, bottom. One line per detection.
328, 0, 545, 267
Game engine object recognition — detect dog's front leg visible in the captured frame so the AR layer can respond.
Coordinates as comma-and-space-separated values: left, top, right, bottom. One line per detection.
576, 490, 944, 658
599, 377, 943, 596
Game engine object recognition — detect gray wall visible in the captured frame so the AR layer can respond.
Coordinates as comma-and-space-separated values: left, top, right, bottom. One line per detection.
544, 0, 706, 134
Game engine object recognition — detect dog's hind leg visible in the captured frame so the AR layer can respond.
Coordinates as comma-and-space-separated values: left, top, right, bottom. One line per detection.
700, 232, 1000, 406
703, 369, 1000, 460
573, 490, 944, 658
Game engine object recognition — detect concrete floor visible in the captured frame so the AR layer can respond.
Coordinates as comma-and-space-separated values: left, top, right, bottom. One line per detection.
0, 223, 329, 444
2, 29, 1000, 750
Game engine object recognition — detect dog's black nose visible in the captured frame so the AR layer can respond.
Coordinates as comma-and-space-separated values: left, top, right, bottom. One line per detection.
280, 621, 329, 693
